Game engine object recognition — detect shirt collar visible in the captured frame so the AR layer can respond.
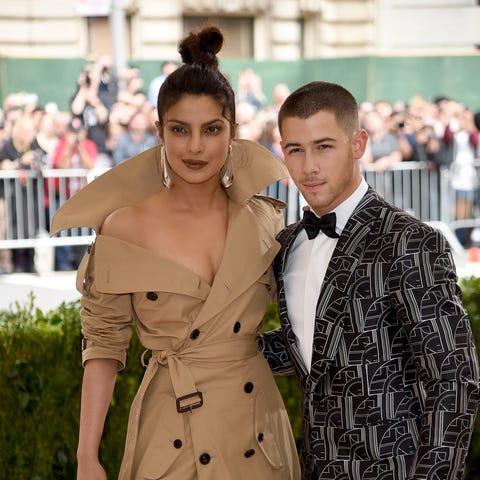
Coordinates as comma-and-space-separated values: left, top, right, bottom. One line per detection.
306, 177, 368, 236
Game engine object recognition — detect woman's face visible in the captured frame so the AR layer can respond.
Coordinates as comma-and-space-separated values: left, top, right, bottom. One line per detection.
158, 94, 233, 187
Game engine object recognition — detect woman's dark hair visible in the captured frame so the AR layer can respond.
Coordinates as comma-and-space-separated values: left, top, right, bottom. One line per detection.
156, 26, 235, 134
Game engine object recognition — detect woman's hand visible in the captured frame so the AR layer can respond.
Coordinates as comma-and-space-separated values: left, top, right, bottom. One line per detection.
77, 458, 107, 480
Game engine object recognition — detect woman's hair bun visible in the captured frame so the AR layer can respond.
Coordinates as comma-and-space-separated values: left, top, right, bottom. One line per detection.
178, 26, 224, 68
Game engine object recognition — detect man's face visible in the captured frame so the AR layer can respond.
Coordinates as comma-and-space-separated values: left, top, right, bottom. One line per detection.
280, 110, 367, 217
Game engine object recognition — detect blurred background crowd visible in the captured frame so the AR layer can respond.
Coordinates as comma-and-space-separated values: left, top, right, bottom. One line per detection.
1, 54, 480, 274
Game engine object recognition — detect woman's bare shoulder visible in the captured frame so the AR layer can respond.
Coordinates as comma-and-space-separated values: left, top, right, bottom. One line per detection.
100, 205, 140, 241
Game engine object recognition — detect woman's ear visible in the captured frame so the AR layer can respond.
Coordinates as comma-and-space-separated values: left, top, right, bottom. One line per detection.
231, 122, 238, 139
155, 120, 163, 142
351, 129, 369, 160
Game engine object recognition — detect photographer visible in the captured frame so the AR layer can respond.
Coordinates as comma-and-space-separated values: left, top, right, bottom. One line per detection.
50, 117, 97, 270
70, 61, 112, 167
53, 117, 97, 172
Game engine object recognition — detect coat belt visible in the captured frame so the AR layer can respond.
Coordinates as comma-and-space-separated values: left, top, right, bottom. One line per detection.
119, 334, 260, 479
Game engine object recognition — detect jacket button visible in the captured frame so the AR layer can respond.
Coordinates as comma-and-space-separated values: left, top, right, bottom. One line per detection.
244, 382, 254, 393
146, 291, 158, 301
173, 439, 182, 449
199, 453, 211, 464
244, 449, 255, 458
233, 321, 241, 333
257, 432, 264, 442
190, 329, 200, 340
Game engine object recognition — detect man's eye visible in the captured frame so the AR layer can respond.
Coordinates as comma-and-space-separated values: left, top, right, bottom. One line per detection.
288, 147, 302, 154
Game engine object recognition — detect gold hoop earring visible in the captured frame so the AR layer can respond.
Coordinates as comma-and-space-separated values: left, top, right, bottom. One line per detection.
220, 145, 234, 188
161, 145, 173, 189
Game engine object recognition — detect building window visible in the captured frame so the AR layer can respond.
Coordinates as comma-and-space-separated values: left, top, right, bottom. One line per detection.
183, 16, 254, 58
86, 16, 131, 58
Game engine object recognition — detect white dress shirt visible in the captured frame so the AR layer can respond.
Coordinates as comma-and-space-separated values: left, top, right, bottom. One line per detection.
283, 178, 369, 371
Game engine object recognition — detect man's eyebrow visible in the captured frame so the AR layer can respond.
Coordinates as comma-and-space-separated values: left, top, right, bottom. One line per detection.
283, 137, 337, 149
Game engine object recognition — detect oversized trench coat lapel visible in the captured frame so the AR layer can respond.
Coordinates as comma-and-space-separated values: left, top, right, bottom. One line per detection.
50, 139, 288, 236
192, 200, 279, 331
307, 188, 381, 389
84, 235, 210, 298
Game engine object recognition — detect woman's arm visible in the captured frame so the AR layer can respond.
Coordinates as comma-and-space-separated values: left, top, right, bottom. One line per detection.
76, 358, 119, 480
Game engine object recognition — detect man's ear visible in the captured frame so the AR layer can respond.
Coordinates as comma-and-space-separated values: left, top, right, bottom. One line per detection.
351, 129, 368, 160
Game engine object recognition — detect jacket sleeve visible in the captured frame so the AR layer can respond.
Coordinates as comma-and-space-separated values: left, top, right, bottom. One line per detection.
77, 241, 134, 370
388, 224, 480, 480
261, 328, 295, 375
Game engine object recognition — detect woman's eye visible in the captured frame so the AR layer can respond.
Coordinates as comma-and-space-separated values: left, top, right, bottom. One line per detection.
171, 126, 187, 134
205, 125, 221, 134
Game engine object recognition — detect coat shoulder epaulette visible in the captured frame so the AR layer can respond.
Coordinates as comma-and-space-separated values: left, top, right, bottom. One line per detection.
252, 194, 287, 211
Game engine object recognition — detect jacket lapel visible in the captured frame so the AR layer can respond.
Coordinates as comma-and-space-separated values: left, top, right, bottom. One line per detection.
275, 222, 311, 387
307, 188, 382, 389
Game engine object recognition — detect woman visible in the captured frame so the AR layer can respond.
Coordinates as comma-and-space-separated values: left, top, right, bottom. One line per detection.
0, 112, 45, 272
51, 26, 300, 480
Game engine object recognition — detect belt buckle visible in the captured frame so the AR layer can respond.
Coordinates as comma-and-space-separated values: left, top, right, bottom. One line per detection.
176, 391, 203, 413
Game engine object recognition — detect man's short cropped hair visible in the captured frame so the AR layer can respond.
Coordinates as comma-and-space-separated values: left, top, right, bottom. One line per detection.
278, 81, 359, 136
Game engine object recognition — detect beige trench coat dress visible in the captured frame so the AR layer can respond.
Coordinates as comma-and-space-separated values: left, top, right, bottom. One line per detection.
51, 140, 301, 480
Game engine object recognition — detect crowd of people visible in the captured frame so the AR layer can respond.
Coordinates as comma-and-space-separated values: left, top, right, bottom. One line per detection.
0, 54, 480, 273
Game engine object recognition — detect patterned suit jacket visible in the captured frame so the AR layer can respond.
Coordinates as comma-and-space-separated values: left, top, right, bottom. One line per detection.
263, 187, 480, 480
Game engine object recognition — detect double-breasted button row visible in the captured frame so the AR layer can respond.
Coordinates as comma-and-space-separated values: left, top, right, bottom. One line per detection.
146, 291, 158, 301
198, 449, 256, 465
257, 432, 264, 442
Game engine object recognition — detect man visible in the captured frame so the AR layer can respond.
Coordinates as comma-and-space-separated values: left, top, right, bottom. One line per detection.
147, 60, 179, 107
112, 111, 157, 166
262, 81, 480, 480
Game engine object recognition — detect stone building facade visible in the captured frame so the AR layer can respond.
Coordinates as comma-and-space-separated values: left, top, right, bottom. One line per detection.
0, 0, 479, 61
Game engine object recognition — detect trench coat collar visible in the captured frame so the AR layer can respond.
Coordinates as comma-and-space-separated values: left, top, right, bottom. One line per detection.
192, 199, 279, 328
80, 196, 277, 309
50, 139, 288, 236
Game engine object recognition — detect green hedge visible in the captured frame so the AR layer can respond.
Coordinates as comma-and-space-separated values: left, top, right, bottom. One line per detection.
1, 277, 479, 479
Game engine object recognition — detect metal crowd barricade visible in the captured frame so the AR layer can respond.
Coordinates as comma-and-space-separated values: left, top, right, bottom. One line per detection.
1, 161, 479, 253
0, 168, 108, 250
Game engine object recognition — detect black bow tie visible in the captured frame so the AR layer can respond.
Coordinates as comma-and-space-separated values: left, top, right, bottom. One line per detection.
302, 210, 339, 240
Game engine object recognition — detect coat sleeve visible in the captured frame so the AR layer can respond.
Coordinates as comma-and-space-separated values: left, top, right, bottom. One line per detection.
387, 224, 480, 480
77, 241, 134, 370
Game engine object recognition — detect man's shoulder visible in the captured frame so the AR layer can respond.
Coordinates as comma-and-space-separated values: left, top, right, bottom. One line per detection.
356, 188, 436, 235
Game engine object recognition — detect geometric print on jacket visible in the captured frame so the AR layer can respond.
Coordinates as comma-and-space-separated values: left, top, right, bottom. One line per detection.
262, 187, 480, 480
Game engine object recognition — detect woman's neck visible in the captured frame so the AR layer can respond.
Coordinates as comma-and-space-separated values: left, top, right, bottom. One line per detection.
162, 180, 228, 212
